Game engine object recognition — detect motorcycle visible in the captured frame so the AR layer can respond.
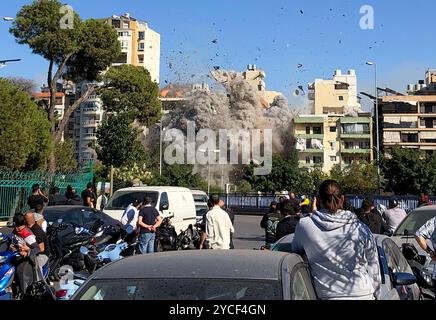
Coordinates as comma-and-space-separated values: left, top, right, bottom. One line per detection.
0, 233, 52, 300
402, 242, 435, 300
55, 265, 86, 300
155, 216, 195, 252
47, 222, 98, 280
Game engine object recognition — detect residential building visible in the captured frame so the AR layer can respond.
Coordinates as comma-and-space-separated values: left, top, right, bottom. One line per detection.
294, 69, 372, 172
377, 70, 436, 156
294, 114, 373, 172
308, 69, 361, 115
105, 13, 160, 83
210, 65, 283, 108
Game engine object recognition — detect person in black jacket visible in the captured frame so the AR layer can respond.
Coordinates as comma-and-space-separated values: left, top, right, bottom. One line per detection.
275, 200, 299, 242
260, 201, 282, 248
357, 198, 390, 235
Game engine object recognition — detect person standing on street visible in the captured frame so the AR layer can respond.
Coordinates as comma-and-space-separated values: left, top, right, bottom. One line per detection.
24, 211, 49, 274
218, 199, 235, 249
357, 198, 390, 235
137, 196, 162, 253
275, 199, 299, 242
383, 198, 407, 233
67, 189, 83, 205
27, 184, 48, 211
96, 191, 108, 211
206, 194, 234, 250
48, 187, 68, 206
291, 180, 381, 300
120, 199, 142, 255
81, 183, 95, 208
260, 201, 281, 248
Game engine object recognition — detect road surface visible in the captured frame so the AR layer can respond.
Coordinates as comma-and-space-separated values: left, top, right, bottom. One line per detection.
233, 214, 264, 250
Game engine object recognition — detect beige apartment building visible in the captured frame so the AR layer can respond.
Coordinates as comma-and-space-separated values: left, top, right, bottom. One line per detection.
379, 70, 436, 156
105, 13, 161, 83
308, 69, 361, 115
294, 69, 373, 172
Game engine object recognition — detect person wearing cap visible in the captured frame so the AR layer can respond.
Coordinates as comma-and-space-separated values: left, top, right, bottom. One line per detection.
383, 198, 407, 233
357, 198, 390, 235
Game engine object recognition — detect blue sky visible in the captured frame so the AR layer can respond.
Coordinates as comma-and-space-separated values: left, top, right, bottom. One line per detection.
1, 0, 435, 112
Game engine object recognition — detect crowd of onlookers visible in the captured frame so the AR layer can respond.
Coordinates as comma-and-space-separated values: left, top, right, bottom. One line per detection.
259, 180, 436, 300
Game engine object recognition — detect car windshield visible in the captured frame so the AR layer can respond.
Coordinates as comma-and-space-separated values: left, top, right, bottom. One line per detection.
106, 191, 159, 210
78, 279, 280, 300
394, 209, 436, 236
193, 194, 208, 202
195, 204, 209, 216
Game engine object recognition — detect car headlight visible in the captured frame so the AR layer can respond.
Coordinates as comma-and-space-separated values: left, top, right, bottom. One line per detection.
0, 255, 7, 264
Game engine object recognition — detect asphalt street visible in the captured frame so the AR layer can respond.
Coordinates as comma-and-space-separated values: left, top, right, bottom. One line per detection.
232, 214, 264, 250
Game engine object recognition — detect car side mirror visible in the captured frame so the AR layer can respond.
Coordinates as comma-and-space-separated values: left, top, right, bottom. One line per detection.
392, 272, 417, 286
160, 203, 169, 211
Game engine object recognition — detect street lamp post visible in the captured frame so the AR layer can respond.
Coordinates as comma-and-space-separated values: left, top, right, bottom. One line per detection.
159, 109, 169, 176
366, 61, 381, 195
199, 149, 220, 195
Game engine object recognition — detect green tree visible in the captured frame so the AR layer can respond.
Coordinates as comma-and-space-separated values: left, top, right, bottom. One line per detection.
382, 146, 436, 195
329, 162, 379, 195
242, 153, 300, 193
297, 167, 329, 196
10, 0, 121, 171
54, 140, 77, 172
150, 164, 207, 190
101, 64, 161, 126
0, 79, 52, 170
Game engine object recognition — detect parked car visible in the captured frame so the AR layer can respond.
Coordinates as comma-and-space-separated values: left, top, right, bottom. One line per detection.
43, 206, 121, 232
72, 250, 317, 300
104, 187, 197, 235
271, 234, 420, 300
391, 205, 436, 289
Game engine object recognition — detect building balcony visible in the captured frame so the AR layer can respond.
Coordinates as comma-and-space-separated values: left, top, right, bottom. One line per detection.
341, 149, 371, 154
82, 120, 98, 127
340, 117, 371, 124
295, 134, 324, 139
293, 116, 324, 124
298, 162, 324, 168
340, 131, 371, 139
299, 148, 324, 153
384, 123, 418, 129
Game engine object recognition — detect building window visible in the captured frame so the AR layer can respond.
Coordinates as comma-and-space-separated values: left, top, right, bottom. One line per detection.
344, 157, 353, 164
113, 53, 128, 64
112, 20, 121, 28
306, 157, 311, 164
358, 141, 370, 149
313, 127, 322, 134
330, 126, 336, 132
313, 156, 323, 164
138, 55, 144, 64
120, 41, 128, 49
139, 31, 145, 40
330, 142, 336, 150
335, 83, 349, 90
345, 142, 354, 149
138, 43, 145, 51
118, 31, 129, 37
122, 22, 129, 29
306, 127, 311, 134
338, 96, 344, 101
330, 156, 337, 162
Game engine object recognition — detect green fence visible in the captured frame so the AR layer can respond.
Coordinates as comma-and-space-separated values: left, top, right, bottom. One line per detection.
0, 161, 93, 221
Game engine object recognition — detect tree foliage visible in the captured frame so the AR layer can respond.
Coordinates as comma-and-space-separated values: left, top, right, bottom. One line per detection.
101, 65, 161, 126
330, 162, 379, 195
95, 112, 140, 169
6, 77, 37, 94
150, 164, 207, 190
54, 139, 77, 172
0, 79, 52, 171
382, 146, 436, 195
10, 0, 121, 170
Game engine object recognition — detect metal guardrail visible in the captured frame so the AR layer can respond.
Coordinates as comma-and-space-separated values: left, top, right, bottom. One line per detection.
219, 194, 431, 212
0, 161, 93, 221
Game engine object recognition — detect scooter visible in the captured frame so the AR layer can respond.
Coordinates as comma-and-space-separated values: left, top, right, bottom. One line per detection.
0, 233, 19, 300
81, 226, 138, 268
55, 265, 86, 300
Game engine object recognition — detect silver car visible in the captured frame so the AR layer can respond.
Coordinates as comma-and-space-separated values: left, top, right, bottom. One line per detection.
391, 205, 436, 287
72, 250, 318, 300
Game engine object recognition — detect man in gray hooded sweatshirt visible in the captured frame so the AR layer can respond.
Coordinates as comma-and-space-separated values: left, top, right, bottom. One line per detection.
291, 180, 381, 300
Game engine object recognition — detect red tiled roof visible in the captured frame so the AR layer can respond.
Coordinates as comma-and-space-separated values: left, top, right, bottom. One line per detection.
32, 92, 65, 98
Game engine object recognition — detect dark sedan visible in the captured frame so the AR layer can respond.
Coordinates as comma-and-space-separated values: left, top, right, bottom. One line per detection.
43, 206, 121, 232
72, 250, 317, 300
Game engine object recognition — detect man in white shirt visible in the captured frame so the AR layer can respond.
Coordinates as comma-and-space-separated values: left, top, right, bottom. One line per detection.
206, 194, 234, 250
121, 200, 142, 232
383, 198, 407, 233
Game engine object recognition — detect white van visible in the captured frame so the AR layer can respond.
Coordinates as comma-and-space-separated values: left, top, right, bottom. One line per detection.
190, 189, 209, 221
104, 187, 197, 235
